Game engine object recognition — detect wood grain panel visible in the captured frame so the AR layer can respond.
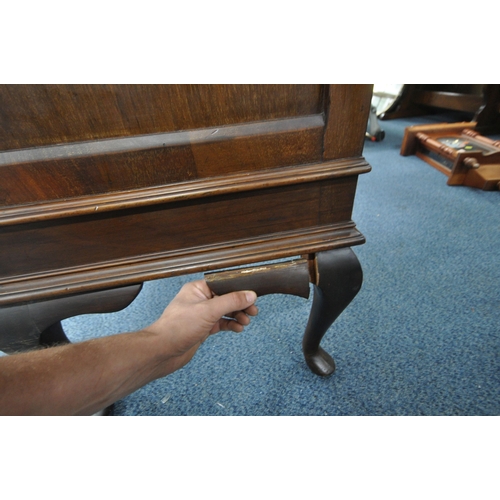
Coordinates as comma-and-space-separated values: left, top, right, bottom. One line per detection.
0, 145, 198, 205
0, 115, 324, 205
0, 84, 324, 151
191, 117, 323, 178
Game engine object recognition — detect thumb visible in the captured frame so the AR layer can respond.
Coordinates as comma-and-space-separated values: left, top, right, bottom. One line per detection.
208, 290, 257, 319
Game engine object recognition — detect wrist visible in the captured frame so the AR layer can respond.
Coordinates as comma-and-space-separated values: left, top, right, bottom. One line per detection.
135, 326, 177, 378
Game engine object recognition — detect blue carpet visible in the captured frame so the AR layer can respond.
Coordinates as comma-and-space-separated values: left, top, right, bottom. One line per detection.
61, 114, 500, 416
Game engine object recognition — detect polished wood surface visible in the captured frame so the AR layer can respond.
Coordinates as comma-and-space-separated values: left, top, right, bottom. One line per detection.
205, 259, 311, 299
0, 115, 325, 204
0, 84, 372, 373
303, 248, 363, 376
0, 84, 372, 306
0, 85, 324, 150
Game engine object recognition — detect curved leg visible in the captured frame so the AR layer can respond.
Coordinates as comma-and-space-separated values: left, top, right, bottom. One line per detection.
36, 284, 144, 350
303, 248, 363, 376
39, 321, 71, 347
0, 284, 143, 354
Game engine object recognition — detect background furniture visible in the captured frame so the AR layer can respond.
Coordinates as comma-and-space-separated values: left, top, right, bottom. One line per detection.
401, 121, 500, 190
0, 84, 372, 376
379, 84, 500, 134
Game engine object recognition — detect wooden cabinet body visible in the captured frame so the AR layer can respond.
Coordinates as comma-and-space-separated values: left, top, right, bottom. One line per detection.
0, 85, 372, 374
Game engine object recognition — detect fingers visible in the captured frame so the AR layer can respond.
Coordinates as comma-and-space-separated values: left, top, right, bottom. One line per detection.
187, 281, 259, 317
218, 305, 258, 322
180, 281, 258, 336
218, 317, 246, 333
212, 292, 259, 333
232, 310, 251, 326
244, 304, 259, 316
208, 290, 257, 322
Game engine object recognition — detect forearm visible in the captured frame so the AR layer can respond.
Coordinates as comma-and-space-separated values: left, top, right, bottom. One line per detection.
0, 329, 170, 416
0, 282, 257, 416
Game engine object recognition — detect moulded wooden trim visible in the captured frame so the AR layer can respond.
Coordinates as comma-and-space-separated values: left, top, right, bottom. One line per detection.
0, 157, 371, 226
0, 223, 365, 306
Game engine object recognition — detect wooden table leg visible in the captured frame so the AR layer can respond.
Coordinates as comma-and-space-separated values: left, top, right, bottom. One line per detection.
303, 248, 363, 376
205, 248, 363, 376
39, 321, 71, 347
0, 284, 143, 354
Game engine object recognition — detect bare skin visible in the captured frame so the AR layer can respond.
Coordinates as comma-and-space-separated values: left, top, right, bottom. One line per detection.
0, 280, 258, 416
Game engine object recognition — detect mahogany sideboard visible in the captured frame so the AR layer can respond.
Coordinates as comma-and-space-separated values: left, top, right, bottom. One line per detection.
0, 85, 372, 376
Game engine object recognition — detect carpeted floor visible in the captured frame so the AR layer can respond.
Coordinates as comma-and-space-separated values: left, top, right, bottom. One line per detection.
61, 113, 500, 416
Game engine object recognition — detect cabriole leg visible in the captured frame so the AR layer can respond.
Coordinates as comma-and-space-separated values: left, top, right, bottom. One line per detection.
303, 248, 363, 376
205, 250, 363, 376
39, 321, 71, 347
0, 284, 143, 354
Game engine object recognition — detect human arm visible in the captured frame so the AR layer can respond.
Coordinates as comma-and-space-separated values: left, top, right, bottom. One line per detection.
0, 281, 257, 416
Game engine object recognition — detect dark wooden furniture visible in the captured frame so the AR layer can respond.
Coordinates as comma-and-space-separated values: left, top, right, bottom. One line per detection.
401, 121, 500, 190
380, 84, 500, 134
0, 85, 372, 376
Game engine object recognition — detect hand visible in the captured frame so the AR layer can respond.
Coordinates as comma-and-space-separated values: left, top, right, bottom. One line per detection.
144, 280, 258, 374
0, 280, 258, 415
